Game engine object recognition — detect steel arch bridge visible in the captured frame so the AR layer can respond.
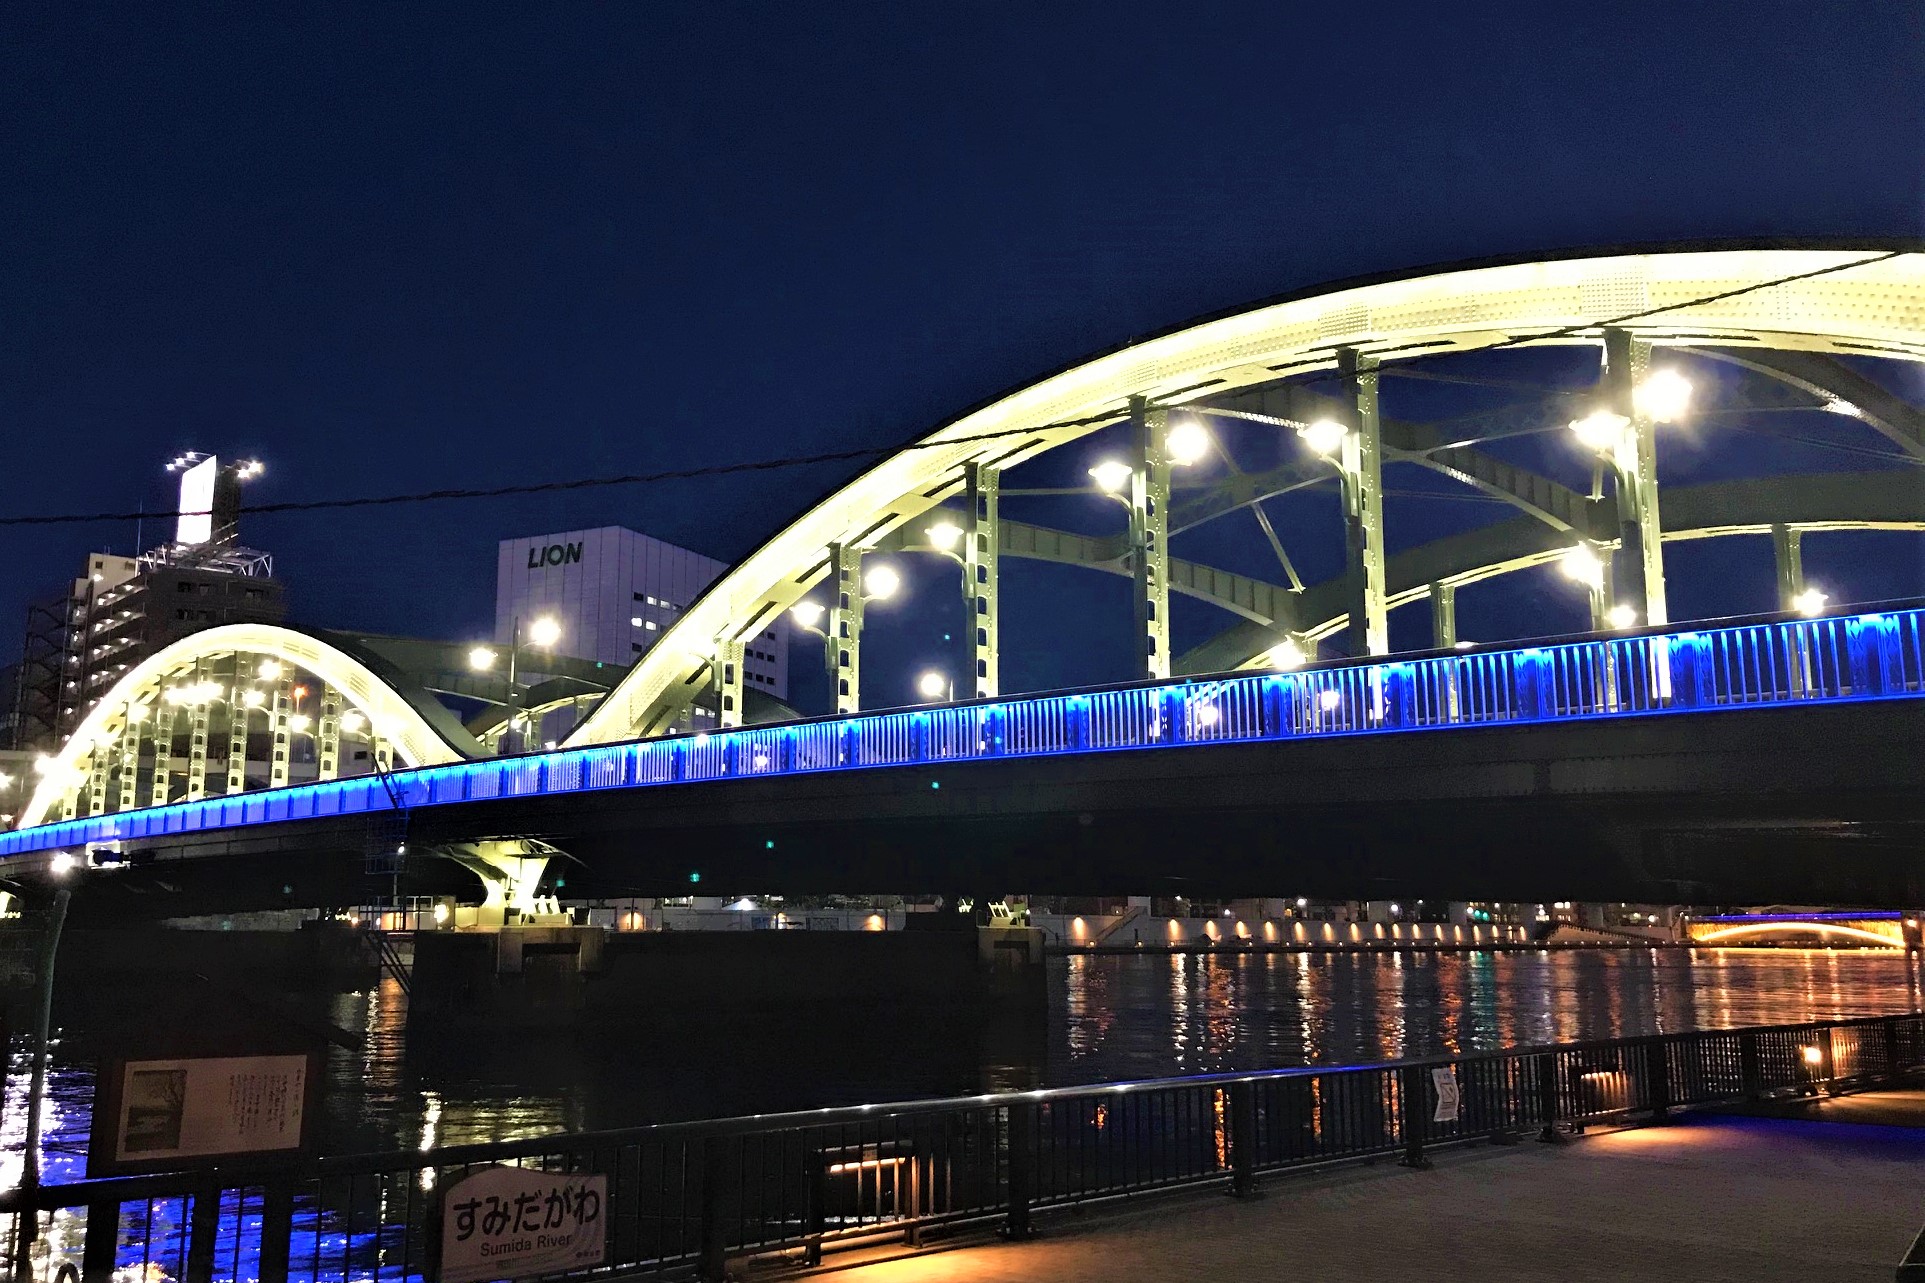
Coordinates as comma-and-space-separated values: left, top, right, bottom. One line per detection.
14, 242, 1925, 842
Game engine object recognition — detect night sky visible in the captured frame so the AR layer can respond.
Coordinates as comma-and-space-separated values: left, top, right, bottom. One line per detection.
5, 3, 1922, 710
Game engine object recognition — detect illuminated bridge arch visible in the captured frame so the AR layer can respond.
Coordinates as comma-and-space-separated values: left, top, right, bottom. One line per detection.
20, 623, 477, 830
566, 243, 1925, 745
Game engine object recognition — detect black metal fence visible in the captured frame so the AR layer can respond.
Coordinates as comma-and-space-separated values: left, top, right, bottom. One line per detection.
3, 1012, 1917, 1283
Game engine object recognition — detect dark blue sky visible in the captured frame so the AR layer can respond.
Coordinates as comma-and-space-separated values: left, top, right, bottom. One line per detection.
4, 3, 1921, 707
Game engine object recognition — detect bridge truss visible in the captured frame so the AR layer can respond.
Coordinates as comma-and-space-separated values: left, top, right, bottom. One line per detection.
13, 243, 1925, 839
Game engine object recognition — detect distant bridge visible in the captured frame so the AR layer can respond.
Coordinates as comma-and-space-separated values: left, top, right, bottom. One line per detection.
1685, 911, 1920, 948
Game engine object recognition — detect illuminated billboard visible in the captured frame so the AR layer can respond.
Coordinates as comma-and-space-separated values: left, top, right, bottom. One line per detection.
176, 456, 218, 545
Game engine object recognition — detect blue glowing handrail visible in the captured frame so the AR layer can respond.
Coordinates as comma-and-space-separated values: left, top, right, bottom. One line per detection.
4, 608, 1920, 859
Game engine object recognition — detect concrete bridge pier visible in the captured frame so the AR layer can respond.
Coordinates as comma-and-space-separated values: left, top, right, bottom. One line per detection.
440, 839, 554, 928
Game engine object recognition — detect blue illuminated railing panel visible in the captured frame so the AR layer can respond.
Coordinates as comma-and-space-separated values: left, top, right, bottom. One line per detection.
4, 609, 1920, 859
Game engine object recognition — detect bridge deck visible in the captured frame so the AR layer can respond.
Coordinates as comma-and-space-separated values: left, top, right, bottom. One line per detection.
832, 1101, 1925, 1283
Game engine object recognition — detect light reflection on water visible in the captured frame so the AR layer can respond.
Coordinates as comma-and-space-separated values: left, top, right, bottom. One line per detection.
1048, 948, 1924, 1085
3, 947, 1919, 1184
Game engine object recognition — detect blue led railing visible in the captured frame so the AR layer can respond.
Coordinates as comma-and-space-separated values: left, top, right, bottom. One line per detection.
4, 608, 1921, 860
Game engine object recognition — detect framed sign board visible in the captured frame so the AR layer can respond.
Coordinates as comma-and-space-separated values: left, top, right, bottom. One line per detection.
437, 1165, 608, 1283
89, 1052, 320, 1175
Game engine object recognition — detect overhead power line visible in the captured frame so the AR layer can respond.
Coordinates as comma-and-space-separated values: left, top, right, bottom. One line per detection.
0, 249, 1910, 530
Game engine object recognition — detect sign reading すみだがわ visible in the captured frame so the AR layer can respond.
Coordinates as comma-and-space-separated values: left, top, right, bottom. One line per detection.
439, 1165, 607, 1283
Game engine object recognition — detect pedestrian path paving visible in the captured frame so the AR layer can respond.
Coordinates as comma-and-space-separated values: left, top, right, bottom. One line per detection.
828, 1098, 1925, 1283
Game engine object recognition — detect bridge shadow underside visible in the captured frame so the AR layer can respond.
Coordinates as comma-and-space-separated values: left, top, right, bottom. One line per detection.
47, 700, 1925, 921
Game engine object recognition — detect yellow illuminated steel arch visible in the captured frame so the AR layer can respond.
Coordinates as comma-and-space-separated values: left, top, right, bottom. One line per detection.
567, 245, 1925, 744
19, 623, 469, 829
1693, 921, 1906, 947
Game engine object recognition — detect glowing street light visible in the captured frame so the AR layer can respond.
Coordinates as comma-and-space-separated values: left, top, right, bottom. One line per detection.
468, 646, 498, 672
1793, 587, 1829, 618
1634, 369, 1692, 423
916, 671, 952, 701
288, 714, 313, 733
339, 710, 367, 734
1317, 688, 1343, 712
241, 688, 267, 709
861, 564, 901, 601
1267, 639, 1308, 671
789, 600, 826, 630
1298, 419, 1348, 458
1568, 409, 1629, 454
257, 660, 284, 681
925, 520, 963, 552
1165, 418, 1211, 466
1560, 545, 1606, 590
526, 616, 562, 648
1088, 460, 1134, 494
1605, 604, 1639, 630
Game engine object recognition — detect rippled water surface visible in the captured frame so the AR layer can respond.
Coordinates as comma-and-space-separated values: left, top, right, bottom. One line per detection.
7, 947, 1919, 1185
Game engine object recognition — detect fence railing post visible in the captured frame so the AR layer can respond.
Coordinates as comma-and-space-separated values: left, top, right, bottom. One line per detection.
1739, 1030, 1763, 1101
258, 1184, 293, 1283
698, 1137, 729, 1282
1535, 1052, 1563, 1142
1398, 1066, 1431, 1169
1004, 1102, 1034, 1240
1228, 1082, 1258, 1196
1885, 1017, 1904, 1080
81, 1199, 118, 1283
1645, 1037, 1670, 1123
186, 1182, 221, 1283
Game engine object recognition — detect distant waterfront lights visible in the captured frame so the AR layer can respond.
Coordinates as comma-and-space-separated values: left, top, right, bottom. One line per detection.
1793, 587, 1829, 618
50, 852, 76, 876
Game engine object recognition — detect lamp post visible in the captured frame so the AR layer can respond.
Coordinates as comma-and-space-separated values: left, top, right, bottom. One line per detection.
1087, 408, 1212, 680
790, 558, 899, 715
473, 615, 561, 752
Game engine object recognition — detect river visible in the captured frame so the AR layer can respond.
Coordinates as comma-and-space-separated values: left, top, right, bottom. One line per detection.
5, 946, 1919, 1187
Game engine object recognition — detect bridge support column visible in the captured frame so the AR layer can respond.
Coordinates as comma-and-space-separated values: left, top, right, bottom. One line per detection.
964, 461, 1001, 697
316, 686, 342, 780
1430, 583, 1457, 649
85, 739, 109, 817
117, 706, 143, 811
268, 677, 294, 788
1338, 349, 1389, 656
713, 638, 746, 728
185, 689, 213, 802
828, 541, 866, 714
1602, 329, 1668, 626
147, 702, 178, 808
1127, 396, 1172, 680
1771, 523, 1806, 609
448, 841, 551, 928
226, 690, 252, 795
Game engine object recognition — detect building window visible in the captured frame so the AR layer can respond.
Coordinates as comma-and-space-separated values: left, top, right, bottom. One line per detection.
645, 621, 657, 631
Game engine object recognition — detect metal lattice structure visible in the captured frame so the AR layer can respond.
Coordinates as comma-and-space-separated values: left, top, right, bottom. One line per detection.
10, 243, 1925, 838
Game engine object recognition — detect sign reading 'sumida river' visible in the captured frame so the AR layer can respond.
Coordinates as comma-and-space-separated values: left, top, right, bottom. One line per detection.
439, 1165, 607, 1283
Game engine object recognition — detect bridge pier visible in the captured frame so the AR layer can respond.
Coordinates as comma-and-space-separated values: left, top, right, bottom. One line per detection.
443, 840, 552, 928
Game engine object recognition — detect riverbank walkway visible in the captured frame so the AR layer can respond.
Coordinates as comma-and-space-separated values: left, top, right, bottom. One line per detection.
826, 1090, 1925, 1283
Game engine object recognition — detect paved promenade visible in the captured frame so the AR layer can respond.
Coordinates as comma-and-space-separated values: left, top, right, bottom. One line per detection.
830, 1097, 1925, 1283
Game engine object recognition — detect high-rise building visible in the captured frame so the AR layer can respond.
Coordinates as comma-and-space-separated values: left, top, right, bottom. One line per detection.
5, 455, 283, 751
494, 526, 788, 703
